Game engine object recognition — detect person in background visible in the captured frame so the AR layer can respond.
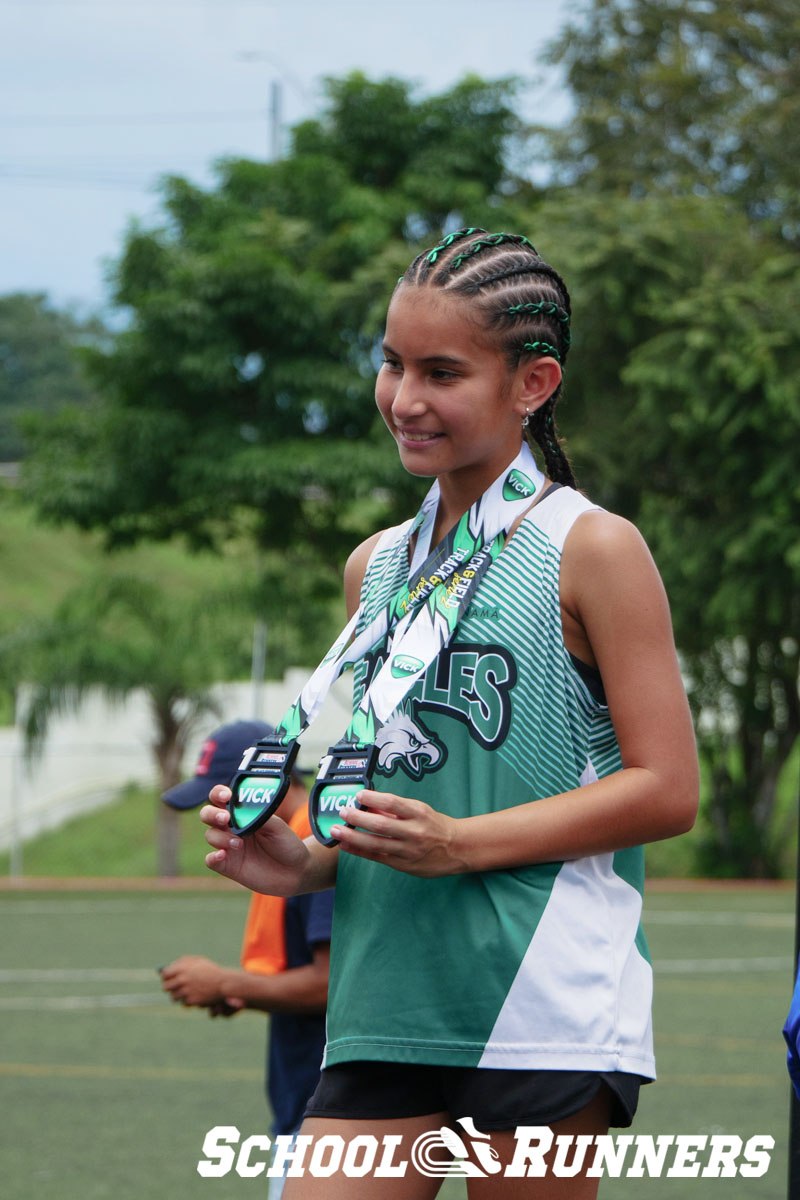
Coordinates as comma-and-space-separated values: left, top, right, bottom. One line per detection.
160, 719, 333, 1199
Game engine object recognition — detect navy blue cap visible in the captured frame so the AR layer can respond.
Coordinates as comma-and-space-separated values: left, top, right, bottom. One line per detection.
162, 719, 276, 810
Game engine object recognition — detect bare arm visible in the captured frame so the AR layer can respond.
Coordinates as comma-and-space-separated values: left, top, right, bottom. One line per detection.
331, 511, 698, 874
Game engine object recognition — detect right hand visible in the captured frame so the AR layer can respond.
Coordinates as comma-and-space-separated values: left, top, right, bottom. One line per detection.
201, 785, 311, 897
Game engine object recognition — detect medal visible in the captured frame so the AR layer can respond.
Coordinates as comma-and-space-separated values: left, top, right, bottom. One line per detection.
228, 735, 300, 835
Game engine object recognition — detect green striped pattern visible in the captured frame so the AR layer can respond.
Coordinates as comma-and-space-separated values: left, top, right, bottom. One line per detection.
325, 492, 650, 1071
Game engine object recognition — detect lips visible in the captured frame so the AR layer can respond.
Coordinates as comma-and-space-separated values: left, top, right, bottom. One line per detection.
396, 428, 443, 444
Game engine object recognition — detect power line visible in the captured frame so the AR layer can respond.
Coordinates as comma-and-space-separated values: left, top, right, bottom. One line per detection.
0, 110, 267, 128
0, 166, 177, 189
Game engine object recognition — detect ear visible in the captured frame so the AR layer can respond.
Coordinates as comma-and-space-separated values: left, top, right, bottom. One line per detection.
511, 356, 562, 420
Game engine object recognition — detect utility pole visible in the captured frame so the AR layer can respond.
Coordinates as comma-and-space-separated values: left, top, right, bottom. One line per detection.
251, 619, 267, 719
269, 80, 282, 161
237, 52, 295, 163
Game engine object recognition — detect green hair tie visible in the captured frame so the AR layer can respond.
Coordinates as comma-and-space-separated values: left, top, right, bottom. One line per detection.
426, 227, 482, 265
508, 301, 570, 324
523, 340, 561, 362
509, 302, 571, 346
450, 232, 537, 272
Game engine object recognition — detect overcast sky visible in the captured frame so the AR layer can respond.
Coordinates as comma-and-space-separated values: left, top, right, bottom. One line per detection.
0, 0, 575, 314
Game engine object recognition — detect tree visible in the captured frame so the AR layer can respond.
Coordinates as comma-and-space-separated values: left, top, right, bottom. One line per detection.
20, 73, 526, 564
620, 211, 800, 876
2, 575, 253, 874
0, 293, 105, 460
538, 0, 800, 236
526, 186, 800, 876
526, 0, 800, 874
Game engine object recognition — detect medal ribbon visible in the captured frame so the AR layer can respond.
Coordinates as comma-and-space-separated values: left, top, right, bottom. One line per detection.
229, 443, 545, 840
282, 441, 545, 746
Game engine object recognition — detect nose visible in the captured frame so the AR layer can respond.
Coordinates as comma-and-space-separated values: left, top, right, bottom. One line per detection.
389, 371, 427, 421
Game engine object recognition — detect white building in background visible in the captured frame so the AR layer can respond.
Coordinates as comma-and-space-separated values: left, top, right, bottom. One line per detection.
0, 671, 353, 861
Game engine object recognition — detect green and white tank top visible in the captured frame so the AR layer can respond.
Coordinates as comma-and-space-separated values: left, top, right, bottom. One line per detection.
324, 486, 655, 1078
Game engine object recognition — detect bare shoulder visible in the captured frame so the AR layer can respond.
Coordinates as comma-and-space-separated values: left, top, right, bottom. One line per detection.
565, 508, 653, 561
559, 508, 673, 669
561, 509, 666, 606
343, 530, 388, 618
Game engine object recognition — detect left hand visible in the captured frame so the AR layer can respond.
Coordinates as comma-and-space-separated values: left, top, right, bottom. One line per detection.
160, 955, 239, 1009
330, 790, 466, 878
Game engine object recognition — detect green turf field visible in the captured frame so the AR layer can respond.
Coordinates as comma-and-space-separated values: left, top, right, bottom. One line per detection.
0, 883, 794, 1198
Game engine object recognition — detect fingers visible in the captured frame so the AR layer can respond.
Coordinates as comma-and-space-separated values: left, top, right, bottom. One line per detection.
334, 806, 399, 841
200, 785, 232, 828
355, 789, 415, 818
330, 828, 398, 863
202, 791, 242, 874
204, 845, 239, 875
329, 791, 456, 878
334, 789, 418, 840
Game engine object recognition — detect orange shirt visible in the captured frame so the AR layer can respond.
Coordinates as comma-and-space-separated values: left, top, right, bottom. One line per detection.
239, 807, 312, 974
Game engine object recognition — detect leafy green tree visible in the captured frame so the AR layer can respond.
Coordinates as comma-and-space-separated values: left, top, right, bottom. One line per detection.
529, 188, 800, 875
0, 293, 105, 460
21, 73, 524, 564
3, 575, 253, 874
539, 0, 800, 236
527, 0, 800, 874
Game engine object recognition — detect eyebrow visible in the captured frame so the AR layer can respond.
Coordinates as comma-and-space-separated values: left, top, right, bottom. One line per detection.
381, 341, 468, 366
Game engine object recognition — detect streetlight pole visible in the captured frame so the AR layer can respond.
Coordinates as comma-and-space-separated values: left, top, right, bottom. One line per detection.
269, 79, 282, 161
237, 51, 307, 162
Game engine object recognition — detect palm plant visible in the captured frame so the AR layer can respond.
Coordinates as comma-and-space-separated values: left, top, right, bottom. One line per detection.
3, 573, 251, 874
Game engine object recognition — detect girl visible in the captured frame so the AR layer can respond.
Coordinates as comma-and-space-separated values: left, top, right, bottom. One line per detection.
202, 228, 698, 1198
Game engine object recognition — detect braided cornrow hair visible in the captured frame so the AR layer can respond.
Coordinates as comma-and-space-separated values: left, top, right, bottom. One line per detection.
399, 227, 577, 488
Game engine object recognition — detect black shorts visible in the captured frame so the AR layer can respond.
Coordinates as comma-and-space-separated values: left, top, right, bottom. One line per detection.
304, 1061, 645, 1131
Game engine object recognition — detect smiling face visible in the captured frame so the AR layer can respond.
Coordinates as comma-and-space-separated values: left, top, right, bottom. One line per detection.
375, 286, 531, 501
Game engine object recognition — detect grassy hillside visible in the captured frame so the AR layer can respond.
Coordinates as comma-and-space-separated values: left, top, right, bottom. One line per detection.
0, 784, 212, 878
0, 489, 347, 694
0, 490, 238, 630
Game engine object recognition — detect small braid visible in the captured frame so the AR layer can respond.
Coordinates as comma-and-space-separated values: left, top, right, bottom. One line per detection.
448, 232, 538, 272
425, 228, 482, 265
528, 398, 574, 488
404, 228, 481, 285
508, 301, 571, 346
523, 340, 561, 363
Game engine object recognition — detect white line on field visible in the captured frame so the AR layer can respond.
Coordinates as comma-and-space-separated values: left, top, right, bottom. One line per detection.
644, 911, 793, 928
0, 968, 159, 982
1, 899, 245, 916
0, 993, 166, 1009
654, 956, 792, 973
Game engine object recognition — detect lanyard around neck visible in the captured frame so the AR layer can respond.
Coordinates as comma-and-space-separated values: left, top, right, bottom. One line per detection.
229, 442, 546, 838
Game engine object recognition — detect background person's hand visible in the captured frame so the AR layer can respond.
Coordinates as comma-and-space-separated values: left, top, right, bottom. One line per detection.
160, 955, 229, 1008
